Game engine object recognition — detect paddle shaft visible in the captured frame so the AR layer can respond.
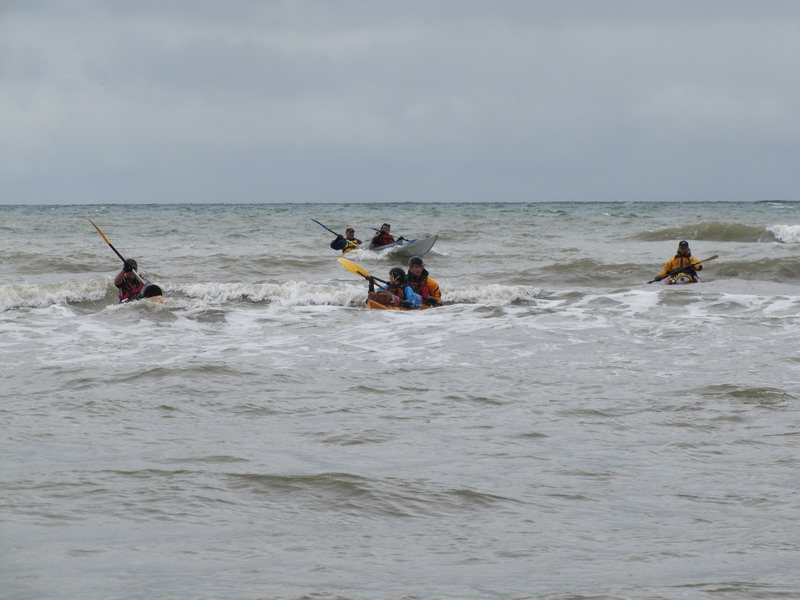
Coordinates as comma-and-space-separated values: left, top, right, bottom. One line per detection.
370, 227, 406, 242
310, 219, 360, 249
648, 255, 718, 284
87, 217, 147, 285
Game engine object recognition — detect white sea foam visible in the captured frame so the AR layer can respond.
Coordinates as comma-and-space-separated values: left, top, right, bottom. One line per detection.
178, 280, 367, 306
767, 224, 800, 243
443, 284, 543, 305
0, 279, 110, 311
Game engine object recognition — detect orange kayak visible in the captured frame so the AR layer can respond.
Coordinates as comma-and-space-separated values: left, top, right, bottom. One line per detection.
365, 299, 437, 311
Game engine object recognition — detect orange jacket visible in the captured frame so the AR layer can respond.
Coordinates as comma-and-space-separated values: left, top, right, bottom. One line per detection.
658, 254, 702, 279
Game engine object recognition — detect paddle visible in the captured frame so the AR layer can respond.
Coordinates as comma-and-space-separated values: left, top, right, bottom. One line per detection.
311, 218, 360, 250
648, 255, 718, 284
370, 227, 407, 243
87, 217, 148, 285
337, 258, 389, 285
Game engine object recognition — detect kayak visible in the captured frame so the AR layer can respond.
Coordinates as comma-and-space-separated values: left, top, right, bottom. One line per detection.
368, 235, 437, 257
365, 299, 437, 311
665, 273, 700, 285
122, 283, 164, 303
142, 283, 163, 298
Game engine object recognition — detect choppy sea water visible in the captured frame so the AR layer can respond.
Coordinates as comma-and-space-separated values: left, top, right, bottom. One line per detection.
2, 201, 799, 600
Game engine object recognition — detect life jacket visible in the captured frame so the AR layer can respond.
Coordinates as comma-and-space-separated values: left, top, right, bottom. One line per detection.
330, 237, 361, 253
341, 238, 361, 253
407, 269, 432, 300
674, 255, 700, 271
386, 283, 406, 301
374, 283, 422, 308
118, 278, 145, 302
407, 270, 440, 304
371, 232, 395, 247
659, 253, 700, 279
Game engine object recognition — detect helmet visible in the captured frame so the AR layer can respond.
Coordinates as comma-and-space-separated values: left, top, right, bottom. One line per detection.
381, 223, 391, 230
389, 267, 405, 282
408, 256, 424, 267
678, 240, 689, 249
123, 258, 138, 272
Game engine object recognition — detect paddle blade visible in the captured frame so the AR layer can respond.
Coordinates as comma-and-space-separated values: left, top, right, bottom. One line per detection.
337, 257, 371, 280
697, 255, 719, 264
87, 217, 112, 246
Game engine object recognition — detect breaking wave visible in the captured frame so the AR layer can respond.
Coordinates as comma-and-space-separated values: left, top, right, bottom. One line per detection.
1, 279, 544, 312
634, 221, 781, 243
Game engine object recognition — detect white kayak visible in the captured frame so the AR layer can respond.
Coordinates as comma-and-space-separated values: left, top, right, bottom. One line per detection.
367, 235, 437, 257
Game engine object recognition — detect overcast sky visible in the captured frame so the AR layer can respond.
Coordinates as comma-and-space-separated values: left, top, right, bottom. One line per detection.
2, 0, 799, 204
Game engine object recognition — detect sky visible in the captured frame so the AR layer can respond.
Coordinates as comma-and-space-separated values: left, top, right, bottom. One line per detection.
2, 0, 799, 204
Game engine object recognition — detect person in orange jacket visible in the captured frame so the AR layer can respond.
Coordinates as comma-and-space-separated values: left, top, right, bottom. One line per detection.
406, 256, 442, 306
654, 241, 703, 282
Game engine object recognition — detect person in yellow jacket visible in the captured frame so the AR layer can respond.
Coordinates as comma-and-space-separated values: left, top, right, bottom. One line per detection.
654, 240, 703, 282
330, 226, 361, 254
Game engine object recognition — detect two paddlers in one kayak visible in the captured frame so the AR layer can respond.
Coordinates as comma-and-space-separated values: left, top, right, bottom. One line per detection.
339, 255, 443, 310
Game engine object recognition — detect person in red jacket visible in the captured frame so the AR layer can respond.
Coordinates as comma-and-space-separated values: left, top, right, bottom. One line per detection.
370, 223, 396, 248
114, 258, 146, 302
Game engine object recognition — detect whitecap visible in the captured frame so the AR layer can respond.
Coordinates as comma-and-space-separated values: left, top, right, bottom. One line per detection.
766, 224, 800, 243
0, 279, 110, 311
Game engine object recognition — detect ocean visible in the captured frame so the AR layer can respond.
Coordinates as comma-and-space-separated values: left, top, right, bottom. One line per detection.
2, 201, 799, 600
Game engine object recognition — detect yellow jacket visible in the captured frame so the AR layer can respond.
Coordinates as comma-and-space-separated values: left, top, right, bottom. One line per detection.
658, 254, 702, 279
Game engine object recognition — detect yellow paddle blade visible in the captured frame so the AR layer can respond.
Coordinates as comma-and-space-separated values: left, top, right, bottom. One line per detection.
337, 257, 371, 280
87, 217, 112, 246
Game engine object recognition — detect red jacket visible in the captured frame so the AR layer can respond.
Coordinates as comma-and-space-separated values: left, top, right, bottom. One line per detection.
371, 231, 395, 248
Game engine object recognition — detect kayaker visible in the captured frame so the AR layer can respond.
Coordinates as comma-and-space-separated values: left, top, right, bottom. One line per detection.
370, 223, 396, 248
368, 267, 422, 309
406, 256, 442, 306
654, 241, 703, 282
114, 258, 149, 302
330, 227, 361, 253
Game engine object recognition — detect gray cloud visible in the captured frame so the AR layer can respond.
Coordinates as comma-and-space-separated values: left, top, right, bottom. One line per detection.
2, 0, 799, 203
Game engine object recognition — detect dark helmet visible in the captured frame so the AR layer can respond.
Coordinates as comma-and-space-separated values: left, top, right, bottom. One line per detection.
678, 240, 689, 249
408, 256, 424, 267
381, 223, 391, 230
389, 267, 405, 282
123, 258, 138, 272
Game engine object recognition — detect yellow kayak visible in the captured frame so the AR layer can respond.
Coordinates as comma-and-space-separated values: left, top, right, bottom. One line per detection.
365, 299, 438, 311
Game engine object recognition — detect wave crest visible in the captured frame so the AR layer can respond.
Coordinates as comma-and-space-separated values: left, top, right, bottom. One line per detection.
0, 279, 110, 311
766, 224, 800, 244
2, 279, 543, 311
634, 221, 777, 243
